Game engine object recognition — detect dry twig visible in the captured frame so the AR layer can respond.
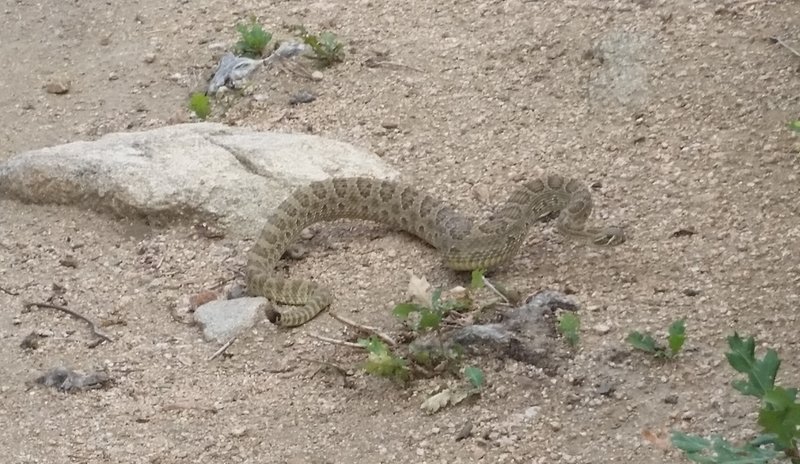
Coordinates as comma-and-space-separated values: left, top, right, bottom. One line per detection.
207, 336, 237, 361
770, 36, 800, 59
308, 333, 363, 348
0, 285, 20, 296
482, 277, 511, 305
23, 302, 113, 345
328, 312, 397, 347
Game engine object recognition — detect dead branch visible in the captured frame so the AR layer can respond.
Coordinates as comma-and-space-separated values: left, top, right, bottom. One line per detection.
0, 285, 20, 296
207, 336, 237, 361
770, 36, 800, 59
308, 333, 363, 348
482, 277, 511, 305
328, 312, 398, 347
23, 302, 113, 345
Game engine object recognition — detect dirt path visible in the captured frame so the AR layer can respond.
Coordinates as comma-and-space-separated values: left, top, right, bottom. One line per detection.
1, 1, 799, 462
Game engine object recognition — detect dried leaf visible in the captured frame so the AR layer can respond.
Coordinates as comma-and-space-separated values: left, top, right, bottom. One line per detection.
407, 273, 432, 307
421, 389, 452, 414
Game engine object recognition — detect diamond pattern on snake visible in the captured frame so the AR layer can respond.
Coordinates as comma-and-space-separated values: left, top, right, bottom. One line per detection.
246, 175, 625, 327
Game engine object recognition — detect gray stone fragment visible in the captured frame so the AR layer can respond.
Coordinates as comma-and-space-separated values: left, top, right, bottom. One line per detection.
194, 297, 268, 343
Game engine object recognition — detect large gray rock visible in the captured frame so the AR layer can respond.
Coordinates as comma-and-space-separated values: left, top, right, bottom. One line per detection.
0, 123, 398, 237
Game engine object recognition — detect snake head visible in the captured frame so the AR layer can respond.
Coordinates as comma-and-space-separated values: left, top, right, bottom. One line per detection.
593, 226, 626, 246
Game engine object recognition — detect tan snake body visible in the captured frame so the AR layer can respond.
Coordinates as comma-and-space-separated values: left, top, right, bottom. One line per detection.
246, 175, 625, 327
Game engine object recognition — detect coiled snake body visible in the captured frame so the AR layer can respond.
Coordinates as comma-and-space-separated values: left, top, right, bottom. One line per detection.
246, 175, 625, 327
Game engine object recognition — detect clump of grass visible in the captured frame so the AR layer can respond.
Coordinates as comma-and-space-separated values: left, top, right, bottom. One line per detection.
188, 92, 211, 119
235, 18, 272, 57
557, 312, 581, 347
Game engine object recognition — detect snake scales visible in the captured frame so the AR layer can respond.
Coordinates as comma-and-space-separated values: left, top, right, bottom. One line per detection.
246, 175, 625, 327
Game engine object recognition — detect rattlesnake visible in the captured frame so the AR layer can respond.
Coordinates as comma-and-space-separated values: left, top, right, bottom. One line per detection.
246, 175, 625, 327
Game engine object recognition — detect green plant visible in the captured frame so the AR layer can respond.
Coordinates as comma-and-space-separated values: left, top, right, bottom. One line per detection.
393, 287, 469, 332
557, 312, 581, 347
463, 365, 485, 390
292, 26, 344, 67
672, 333, 799, 463
235, 19, 272, 57
188, 92, 211, 119
788, 120, 800, 133
358, 336, 409, 383
627, 319, 686, 359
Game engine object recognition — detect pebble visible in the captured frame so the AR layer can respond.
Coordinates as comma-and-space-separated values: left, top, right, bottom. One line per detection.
299, 227, 315, 240
143, 53, 156, 64
45, 78, 70, 95
381, 121, 399, 130
108, 72, 119, 81
593, 323, 611, 335
311, 70, 324, 81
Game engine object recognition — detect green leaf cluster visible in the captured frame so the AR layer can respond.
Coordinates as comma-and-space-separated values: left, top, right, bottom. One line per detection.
627, 319, 686, 358
672, 333, 800, 463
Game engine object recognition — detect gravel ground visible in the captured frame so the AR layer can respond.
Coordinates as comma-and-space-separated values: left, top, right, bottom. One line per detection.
1, 1, 799, 463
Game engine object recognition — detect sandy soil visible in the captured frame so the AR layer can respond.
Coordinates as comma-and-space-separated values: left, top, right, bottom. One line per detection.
1, 0, 799, 463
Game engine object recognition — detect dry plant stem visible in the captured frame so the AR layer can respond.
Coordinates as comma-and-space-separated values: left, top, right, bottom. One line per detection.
0, 285, 20, 295
771, 36, 800, 58
207, 336, 237, 361
482, 277, 511, 305
328, 312, 397, 347
23, 302, 113, 344
308, 333, 363, 348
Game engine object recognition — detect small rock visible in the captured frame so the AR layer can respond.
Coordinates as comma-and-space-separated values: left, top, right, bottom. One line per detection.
59, 255, 78, 268
311, 70, 324, 81
99, 35, 111, 46
194, 297, 268, 343
455, 422, 472, 441
381, 121, 399, 130
289, 90, 317, 105
593, 323, 611, 335
229, 427, 248, 437
143, 53, 156, 64
596, 382, 615, 396
45, 78, 70, 95
683, 288, 700, 297
108, 72, 119, 81
672, 227, 696, 237
299, 227, 315, 240
20, 332, 41, 350
663, 394, 679, 405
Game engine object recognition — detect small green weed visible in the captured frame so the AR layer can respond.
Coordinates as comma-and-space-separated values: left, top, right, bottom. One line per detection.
393, 287, 469, 332
788, 120, 800, 133
188, 92, 211, 119
627, 319, 686, 359
557, 312, 581, 347
235, 19, 272, 57
358, 336, 409, 383
672, 333, 799, 463
291, 26, 344, 67
463, 365, 485, 390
